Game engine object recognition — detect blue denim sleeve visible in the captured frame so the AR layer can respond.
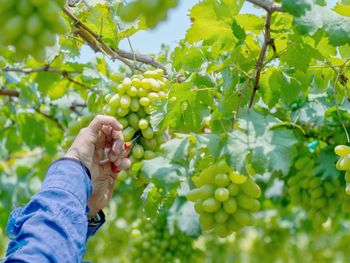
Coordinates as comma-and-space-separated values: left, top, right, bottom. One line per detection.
4, 158, 104, 263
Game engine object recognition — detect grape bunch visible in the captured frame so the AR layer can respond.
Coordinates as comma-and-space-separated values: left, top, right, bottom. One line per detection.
335, 145, 350, 195
186, 160, 261, 238
118, 0, 179, 28
0, 0, 68, 60
104, 69, 169, 186
287, 156, 341, 227
129, 216, 196, 263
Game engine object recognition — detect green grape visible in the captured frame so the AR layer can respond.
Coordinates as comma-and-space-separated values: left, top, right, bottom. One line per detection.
214, 209, 229, 224
240, 177, 262, 198
202, 197, 221, 213
227, 184, 240, 196
187, 188, 202, 202
335, 145, 350, 157
141, 127, 154, 139
127, 86, 138, 97
215, 173, 230, 187
132, 77, 142, 88
120, 95, 131, 109
214, 187, 229, 202
130, 97, 140, 112
140, 137, 157, 150
132, 144, 144, 159
223, 198, 237, 214
198, 184, 215, 199
123, 127, 136, 141
117, 107, 129, 117
109, 94, 120, 108
139, 118, 149, 130
139, 97, 151, 106
128, 113, 140, 130
335, 145, 350, 195
199, 213, 215, 231
27, 15, 41, 36
144, 150, 157, 160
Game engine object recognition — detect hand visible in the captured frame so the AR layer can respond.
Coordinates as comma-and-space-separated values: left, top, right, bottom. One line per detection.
65, 115, 131, 217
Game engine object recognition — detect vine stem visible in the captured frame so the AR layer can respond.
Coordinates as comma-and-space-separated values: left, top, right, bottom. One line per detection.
1, 66, 88, 88
62, 5, 167, 74
0, 88, 19, 97
333, 58, 350, 143
248, 11, 272, 108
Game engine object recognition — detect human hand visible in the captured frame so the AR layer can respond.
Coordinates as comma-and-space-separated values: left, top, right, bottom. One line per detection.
65, 115, 131, 217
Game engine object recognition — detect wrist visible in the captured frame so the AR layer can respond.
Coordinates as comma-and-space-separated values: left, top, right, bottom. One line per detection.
87, 208, 99, 219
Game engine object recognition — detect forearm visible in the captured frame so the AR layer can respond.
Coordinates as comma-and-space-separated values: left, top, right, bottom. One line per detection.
5, 159, 92, 263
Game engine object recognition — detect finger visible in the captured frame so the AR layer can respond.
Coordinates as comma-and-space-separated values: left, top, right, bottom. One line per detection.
114, 158, 131, 171
112, 130, 124, 140
112, 140, 125, 155
88, 115, 123, 134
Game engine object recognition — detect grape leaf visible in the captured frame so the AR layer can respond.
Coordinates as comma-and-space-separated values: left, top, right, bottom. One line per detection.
186, 0, 244, 47
168, 198, 200, 237
282, 0, 313, 17
161, 138, 190, 164
294, 5, 350, 46
224, 109, 298, 175
142, 157, 184, 193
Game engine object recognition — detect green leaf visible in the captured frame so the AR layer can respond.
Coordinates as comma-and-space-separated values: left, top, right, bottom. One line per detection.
231, 19, 246, 45
282, 0, 313, 17
161, 82, 212, 133
161, 138, 190, 164
315, 146, 341, 179
291, 97, 330, 127
194, 133, 222, 160
334, 4, 350, 17
294, 5, 350, 46
224, 109, 298, 175
186, 0, 244, 47
168, 198, 200, 237
35, 72, 61, 96
173, 46, 204, 72
142, 157, 183, 193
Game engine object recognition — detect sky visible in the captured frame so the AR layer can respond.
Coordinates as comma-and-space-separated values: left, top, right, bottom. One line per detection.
80, 0, 338, 64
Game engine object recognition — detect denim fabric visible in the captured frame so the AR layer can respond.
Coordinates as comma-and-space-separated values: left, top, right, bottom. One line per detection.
4, 159, 104, 263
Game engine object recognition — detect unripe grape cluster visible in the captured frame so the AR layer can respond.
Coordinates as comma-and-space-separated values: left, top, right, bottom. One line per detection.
187, 160, 261, 238
118, 0, 179, 28
288, 156, 341, 227
335, 145, 350, 195
0, 0, 68, 60
129, 217, 196, 263
104, 69, 169, 186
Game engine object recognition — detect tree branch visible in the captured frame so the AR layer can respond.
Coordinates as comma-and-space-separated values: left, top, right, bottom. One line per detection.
0, 88, 19, 97
2, 66, 80, 74
247, 10, 273, 108
3, 66, 88, 88
34, 108, 64, 131
246, 0, 283, 12
63, 5, 167, 74
116, 49, 167, 73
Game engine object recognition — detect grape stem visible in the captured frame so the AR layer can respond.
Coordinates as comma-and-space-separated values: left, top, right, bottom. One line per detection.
245, 0, 284, 108
1, 66, 89, 89
62, 6, 168, 74
332, 58, 350, 143
0, 87, 19, 97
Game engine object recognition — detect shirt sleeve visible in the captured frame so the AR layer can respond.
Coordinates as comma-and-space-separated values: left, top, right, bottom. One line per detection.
4, 158, 99, 263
